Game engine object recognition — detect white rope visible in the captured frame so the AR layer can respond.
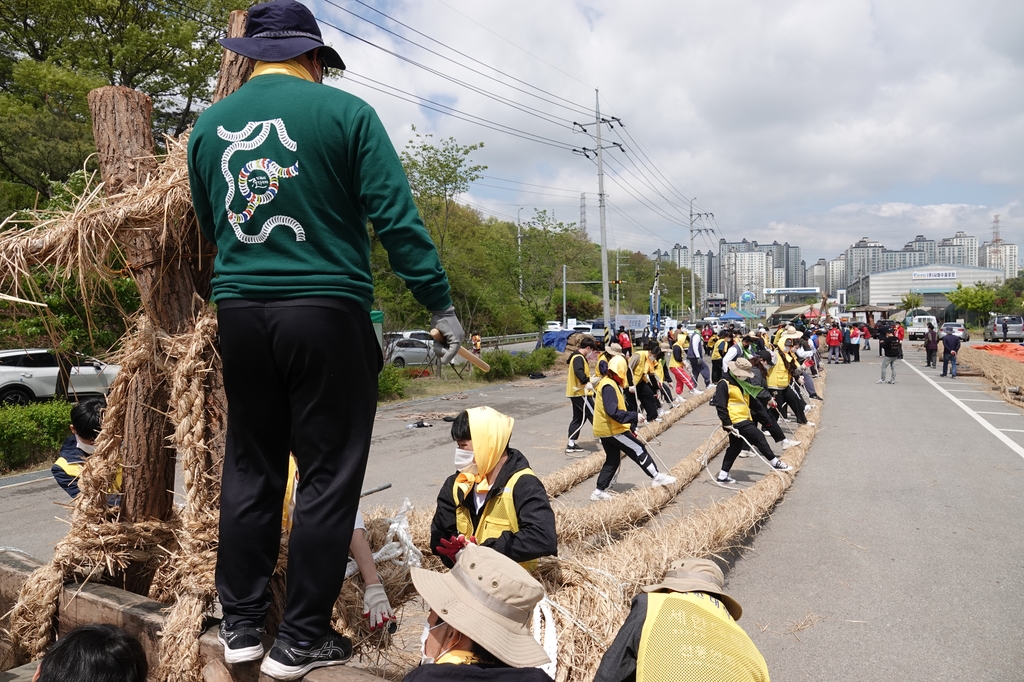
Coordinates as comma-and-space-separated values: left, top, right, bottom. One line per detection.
532, 599, 558, 679
344, 498, 423, 580
543, 596, 607, 646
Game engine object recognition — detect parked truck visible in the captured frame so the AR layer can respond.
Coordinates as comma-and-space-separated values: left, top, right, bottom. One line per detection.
906, 314, 938, 340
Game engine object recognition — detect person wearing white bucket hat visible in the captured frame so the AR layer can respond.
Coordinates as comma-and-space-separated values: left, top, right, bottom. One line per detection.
594, 557, 769, 681
404, 544, 551, 681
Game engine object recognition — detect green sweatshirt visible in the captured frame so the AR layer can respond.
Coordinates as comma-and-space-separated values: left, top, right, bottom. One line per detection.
187, 74, 451, 311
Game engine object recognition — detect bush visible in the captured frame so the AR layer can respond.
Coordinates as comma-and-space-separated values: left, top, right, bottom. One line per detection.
0, 400, 72, 473
377, 364, 408, 401
479, 346, 559, 382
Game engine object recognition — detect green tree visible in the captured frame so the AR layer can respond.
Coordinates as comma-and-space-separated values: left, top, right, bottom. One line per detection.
0, 0, 236, 200
900, 292, 924, 311
946, 283, 996, 325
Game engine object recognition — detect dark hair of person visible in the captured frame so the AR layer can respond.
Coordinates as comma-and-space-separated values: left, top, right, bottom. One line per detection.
37, 624, 148, 682
70, 397, 106, 441
469, 640, 500, 665
450, 411, 511, 452
451, 410, 471, 442
644, 339, 659, 352
579, 336, 596, 350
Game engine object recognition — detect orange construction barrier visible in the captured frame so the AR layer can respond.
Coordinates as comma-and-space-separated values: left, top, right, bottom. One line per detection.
976, 343, 1024, 362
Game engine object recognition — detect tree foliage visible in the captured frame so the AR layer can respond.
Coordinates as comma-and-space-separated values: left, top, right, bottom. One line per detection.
945, 283, 996, 324
0, 0, 236, 200
900, 292, 924, 311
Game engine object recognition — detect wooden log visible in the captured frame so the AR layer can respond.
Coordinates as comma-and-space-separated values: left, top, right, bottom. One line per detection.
213, 10, 252, 103
87, 86, 159, 195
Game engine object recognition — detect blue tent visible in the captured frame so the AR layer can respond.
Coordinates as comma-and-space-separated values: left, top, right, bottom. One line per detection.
539, 330, 576, 352
721, 309, 744, 321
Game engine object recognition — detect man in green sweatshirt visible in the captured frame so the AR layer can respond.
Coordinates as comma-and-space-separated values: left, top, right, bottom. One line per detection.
187, 2, 462, 678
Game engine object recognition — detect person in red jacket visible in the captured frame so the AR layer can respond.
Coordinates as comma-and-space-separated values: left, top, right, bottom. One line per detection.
861, 323, 872, 351
825, 324, 843, 364
617, 326, 633, 357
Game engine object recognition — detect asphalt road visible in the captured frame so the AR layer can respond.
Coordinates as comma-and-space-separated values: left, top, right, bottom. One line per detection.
2, 347, 1022, 680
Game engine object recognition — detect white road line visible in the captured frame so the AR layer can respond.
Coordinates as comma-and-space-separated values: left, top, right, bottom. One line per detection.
960, 399, 1010, 403
0, 476, 51, 491
999, 429, 1024, 433
945, 389, 985, 393
905, 362, 1024, 460
974, 411, 1021, 416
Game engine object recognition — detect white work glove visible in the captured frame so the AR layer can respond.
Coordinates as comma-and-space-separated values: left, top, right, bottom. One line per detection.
628, 385, 637, 394
430, 306, 465, 365
363, 583, 394, 631
638, 414, 648, 425
585, 380, 595, 393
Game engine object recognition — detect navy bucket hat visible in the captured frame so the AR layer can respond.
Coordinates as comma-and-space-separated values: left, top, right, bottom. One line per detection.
219, 0, 346, 69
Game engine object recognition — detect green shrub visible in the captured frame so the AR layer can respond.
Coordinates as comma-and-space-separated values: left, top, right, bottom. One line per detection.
377, 365, 408, 401
479, 349, 515, 381
511, 352, 539, 376
0, 400, 72, 473
479, 347, 558, 382
532, 346, 558, 370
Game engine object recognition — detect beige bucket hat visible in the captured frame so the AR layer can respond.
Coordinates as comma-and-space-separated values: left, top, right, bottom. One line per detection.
781, 325, 803, 341
727, 357, 754, 380
411, 544, 551, 668
605, 342, 624, 357
643, 557, 743, 620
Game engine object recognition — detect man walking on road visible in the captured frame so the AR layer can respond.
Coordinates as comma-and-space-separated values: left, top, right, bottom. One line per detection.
188, 2, 463, 677
878, 329, 902, 384
924, 323, 939, 368
940, 326, 962, 378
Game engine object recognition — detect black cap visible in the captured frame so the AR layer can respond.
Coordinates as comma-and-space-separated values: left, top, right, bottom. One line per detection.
219, 0, 346, 69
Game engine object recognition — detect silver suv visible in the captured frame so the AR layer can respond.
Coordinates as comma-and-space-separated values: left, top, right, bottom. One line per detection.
984, 315, 1024, 342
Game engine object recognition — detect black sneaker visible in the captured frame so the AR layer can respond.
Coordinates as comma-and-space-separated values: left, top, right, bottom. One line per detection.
565, 444, 585, 453
260, 632, 352, 680
218, 620, 265, 664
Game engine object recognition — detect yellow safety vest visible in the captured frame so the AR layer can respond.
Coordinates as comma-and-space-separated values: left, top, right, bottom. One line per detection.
565, 352, 590, 397
711, 338, 729, 360
636, 592, 770, 682
454, 468, 538, 571
593, 376, 630, 438
53, 457, 123, 493
767, 351, 793, 389
630, 350, 652, 385
668, 339, 686, 369
723, 380, 752, 424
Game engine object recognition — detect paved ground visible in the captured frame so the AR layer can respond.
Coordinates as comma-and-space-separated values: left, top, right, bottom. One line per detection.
2, 345, 1023, 681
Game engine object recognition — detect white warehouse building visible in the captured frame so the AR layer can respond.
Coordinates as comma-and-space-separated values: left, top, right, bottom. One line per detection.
845, 264, 1005, 308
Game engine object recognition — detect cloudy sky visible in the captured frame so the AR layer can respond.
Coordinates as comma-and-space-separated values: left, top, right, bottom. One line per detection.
311, 0, 1024, 264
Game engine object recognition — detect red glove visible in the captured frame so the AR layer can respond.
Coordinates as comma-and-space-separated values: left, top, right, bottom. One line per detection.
436, 534, 475, 562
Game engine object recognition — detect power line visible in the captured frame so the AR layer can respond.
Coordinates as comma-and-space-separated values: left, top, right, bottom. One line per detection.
479, 175, 585, 193
472, 182, 583, 199
339, 0, 594, 117
316, 6, 580, 128
343, 72, 576, 150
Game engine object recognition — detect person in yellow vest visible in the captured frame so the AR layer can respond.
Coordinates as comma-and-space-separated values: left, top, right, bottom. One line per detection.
430, 406, 556, 570
51, 397, 122, 502
472, 332, 482, 356
713, 358, 792, 484
766, 327, 814, 426
593, 557, 769, 682
710, 328, 733, 383
591, 355, 676, 501
565, 336, 598, 454
628, 342, 661, 423
404, 544, 551, 681
667, 330, 700, 400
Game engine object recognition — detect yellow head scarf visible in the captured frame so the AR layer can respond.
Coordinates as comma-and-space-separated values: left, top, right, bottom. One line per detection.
455, 406, 514, 496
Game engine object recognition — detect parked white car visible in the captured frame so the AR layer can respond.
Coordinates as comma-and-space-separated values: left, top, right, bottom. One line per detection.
545, 321, 563, 331
0, 349, 120, 405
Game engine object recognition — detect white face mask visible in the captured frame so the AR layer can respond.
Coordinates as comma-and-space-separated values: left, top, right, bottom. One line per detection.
420, 620, 448, 665
454, 447, 475, 470
77, 438, 96, 455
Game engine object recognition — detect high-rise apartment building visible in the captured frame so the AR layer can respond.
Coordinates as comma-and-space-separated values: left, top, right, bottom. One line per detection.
827, 256, 846, 296
844, 238, 885, 285
806, 258, 827, 293
905, 235, 938, 264
980, 241, 1019, 280
785, 244, 802, 287
951, 231, 979, 266
671, 243, 690, 270
723, 250, 772, 302
880, 248, 927, 271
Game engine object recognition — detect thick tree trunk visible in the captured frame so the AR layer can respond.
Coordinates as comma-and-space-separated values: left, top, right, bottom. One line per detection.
87, 87, 159, 195
213, 10, 251, 103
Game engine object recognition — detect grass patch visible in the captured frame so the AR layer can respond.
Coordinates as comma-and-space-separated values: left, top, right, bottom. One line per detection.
0, 400, 72, 473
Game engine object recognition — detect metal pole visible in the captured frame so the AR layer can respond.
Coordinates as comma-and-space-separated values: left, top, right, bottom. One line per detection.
615, 254, 620, 317
689, 198, 696, 321
517, 207, 524, 297
596, 89, 611, 345
562, 264, 567, 328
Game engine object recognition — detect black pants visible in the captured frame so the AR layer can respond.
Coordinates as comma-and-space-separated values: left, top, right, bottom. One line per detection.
850, 344, 860, 362
751, 399, 784, 443
688, 356, 711, 387
637, 382, 660, 421
722, 421, 775, 473
771, 386, 808, 424
567, 396, 594, 441
711, 358, 724, 383
925, 348, 937, 367
216, 299, 380, 643
597, 432, 658, 490
625, 386, 638, 413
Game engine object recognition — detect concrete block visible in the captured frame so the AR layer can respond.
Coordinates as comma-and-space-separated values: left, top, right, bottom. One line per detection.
0, 551, 43, 630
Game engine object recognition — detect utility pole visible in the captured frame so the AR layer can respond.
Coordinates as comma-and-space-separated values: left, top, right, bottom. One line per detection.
688, 198, 714, 321
517, 207, 524, 297
573, 92, 623, 346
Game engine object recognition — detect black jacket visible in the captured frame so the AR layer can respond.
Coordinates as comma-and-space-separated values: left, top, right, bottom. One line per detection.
714, 376, 749, 427
882, 336, 902, 358
941, 333, 962, 354
430, 448, 557, 569
51, 435, 88, 498
404, 663, 550, 682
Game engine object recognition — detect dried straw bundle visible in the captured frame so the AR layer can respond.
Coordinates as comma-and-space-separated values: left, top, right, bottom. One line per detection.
535, 374, 827, 682
540, 391, 712, 498
958, 346, 1024, 403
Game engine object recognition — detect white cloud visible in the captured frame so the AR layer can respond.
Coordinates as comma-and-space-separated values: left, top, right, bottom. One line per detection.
311, 0, 1024, 263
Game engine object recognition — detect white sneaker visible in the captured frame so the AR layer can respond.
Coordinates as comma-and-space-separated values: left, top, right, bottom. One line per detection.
692, 389, 704, 395
716, 472, 736, 484
658, 408, 665, 417
651, 472, 677, 487
769, 458, 793, 472
654, 417, 663, 423
674, 397, 685, 404
738, 449, 754, 458
804, 403, 816, 411
782, 438, 801, 450
590, 489, 614, 501
876, 379, 886, 384
802, 421, 816, 427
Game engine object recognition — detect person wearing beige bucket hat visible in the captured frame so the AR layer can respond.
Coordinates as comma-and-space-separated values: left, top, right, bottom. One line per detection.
766, 327, 814, 427
403, 544, 551, 681
594, 557, 769, 682
712, 357, 792, 484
